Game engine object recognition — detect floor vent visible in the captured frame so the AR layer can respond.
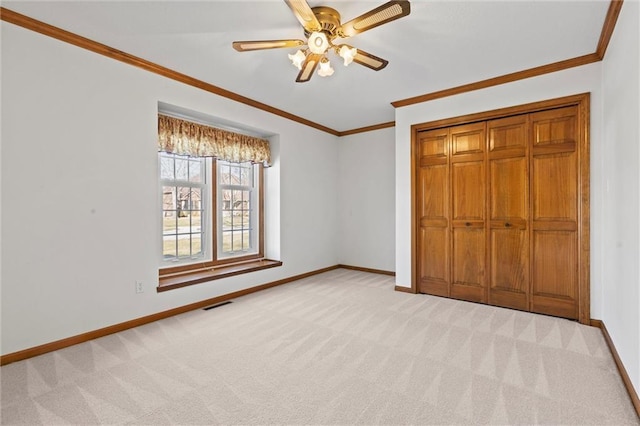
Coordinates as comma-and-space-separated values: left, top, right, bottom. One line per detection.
203, 301, 232, 311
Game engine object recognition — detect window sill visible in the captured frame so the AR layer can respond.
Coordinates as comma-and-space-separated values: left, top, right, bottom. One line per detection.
157, 259, 282, 292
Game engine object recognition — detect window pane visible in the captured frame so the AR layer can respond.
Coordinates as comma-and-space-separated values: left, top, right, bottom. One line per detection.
162, 186, 176, 210
230, 165, 241, 185
232, 190, 242, 211
242, 210, 249, 229
219, 164, 230, 185
222, 189, 232, 211
222, 231, 232, 253
163, 236, 177, 259
190, 188, 202, 212
242, 190, 250, 211
233, 231, 241, 252
189, 160, 202, 183
175, 157, 188, 181
176, 235, 192, 257
160, 155, 175, 180
176, 187, 190, 217
163, 210, 177, 235
191, 234, 202, 257
222, 211, 232, 231
240, 166, 252, 186
242, 230, 251, 250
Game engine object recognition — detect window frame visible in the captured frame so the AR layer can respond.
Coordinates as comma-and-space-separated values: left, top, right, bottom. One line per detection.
159, 153, 210, 266
159, 156, 265, 278
216, 159, 262, 261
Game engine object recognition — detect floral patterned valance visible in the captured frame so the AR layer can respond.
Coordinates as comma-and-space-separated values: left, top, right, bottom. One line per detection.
158, 114, 271, 166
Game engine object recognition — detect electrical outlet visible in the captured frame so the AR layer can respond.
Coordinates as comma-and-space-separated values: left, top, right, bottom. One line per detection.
135, 280, 144, 294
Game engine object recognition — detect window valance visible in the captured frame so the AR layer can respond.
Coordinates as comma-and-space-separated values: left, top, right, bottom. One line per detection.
158, 114, 271, 166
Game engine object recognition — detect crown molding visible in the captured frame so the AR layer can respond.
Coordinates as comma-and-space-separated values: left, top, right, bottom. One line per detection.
391, 0, 623, 109
596, 0, 624, 59
391, 53, 600, 108
337, 121, 395, 137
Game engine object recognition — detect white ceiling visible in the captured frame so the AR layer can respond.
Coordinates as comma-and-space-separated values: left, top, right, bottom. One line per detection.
3, 0, 611, 132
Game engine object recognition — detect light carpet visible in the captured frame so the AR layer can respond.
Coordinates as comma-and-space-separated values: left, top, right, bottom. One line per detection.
1, 268, 638, 425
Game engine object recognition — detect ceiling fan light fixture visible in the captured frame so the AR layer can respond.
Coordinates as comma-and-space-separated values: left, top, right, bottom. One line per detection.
338, 45, 358, 66
317, 57, 334, 77
232, 0, 410, 82
308, 31, 330, 54
288, 50, 306, 70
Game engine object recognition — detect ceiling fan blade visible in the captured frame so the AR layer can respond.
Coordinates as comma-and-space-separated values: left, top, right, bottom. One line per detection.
232, 39, 305, 52
296, 53, 322, 83
352, 49, 389, 71
284, 0, 322, 32
339, 0, 411, 38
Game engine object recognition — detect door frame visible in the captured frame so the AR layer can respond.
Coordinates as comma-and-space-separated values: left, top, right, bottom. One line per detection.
410, 93, 591, 324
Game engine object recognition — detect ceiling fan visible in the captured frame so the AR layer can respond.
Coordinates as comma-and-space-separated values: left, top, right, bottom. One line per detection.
232, 0, 411, 83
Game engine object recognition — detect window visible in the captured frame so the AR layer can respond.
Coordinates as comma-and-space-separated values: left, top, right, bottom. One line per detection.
160, 153, 208, 263
159, 153, 268, 280
157, 113, 280, 291
217, 160, 260, 258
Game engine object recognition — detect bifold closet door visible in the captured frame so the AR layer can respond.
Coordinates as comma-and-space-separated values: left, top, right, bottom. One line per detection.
450, 123, 487, 303
416, 128, 449, 297
530, 106, 580, 319
414, 95, 588, 322
487, 115, 530, 311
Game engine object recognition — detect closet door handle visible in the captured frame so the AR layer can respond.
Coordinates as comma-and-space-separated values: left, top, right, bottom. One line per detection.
505, 222, 511, 228
465, 222, 471, 227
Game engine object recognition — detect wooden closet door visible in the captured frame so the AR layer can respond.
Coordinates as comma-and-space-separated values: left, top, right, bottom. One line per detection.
487, 115, 529, 311
450, 123, 486, 303
416, 128, 449, 297
530, 106, 579, 319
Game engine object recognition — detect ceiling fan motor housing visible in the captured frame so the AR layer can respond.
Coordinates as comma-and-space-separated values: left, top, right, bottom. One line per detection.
304, 7, 341, 40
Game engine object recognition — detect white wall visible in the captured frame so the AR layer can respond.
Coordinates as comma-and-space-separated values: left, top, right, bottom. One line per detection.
338, 128, 395, 272
0, 22, 339, 355
601, 0, 640, 394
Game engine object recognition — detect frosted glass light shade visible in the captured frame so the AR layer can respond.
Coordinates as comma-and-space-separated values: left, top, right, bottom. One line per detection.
308, 32, 329, 54
338, 45, 358, 66
288, 50, 306, 70
317, 58, 334, 77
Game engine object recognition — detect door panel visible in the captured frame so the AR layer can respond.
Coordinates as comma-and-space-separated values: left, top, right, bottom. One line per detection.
452, 161, 485, 221
532, 231, 577, 299
420, 131, 447, 159
488, 115, 529, 311
532, 107, 577, 146
417, 129, 449, 297
450, 123, 486, 302
451, 227, 485, 302
490, 157, 527, 220
489, 228, 528, 310
419, 227, 449, 296
530, 107, 579, 319
532, 152, 577, 221
420, 166, 447, 219
489, 115, 527, 152
531, 230, 578, 318
451, 127, 484, 155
